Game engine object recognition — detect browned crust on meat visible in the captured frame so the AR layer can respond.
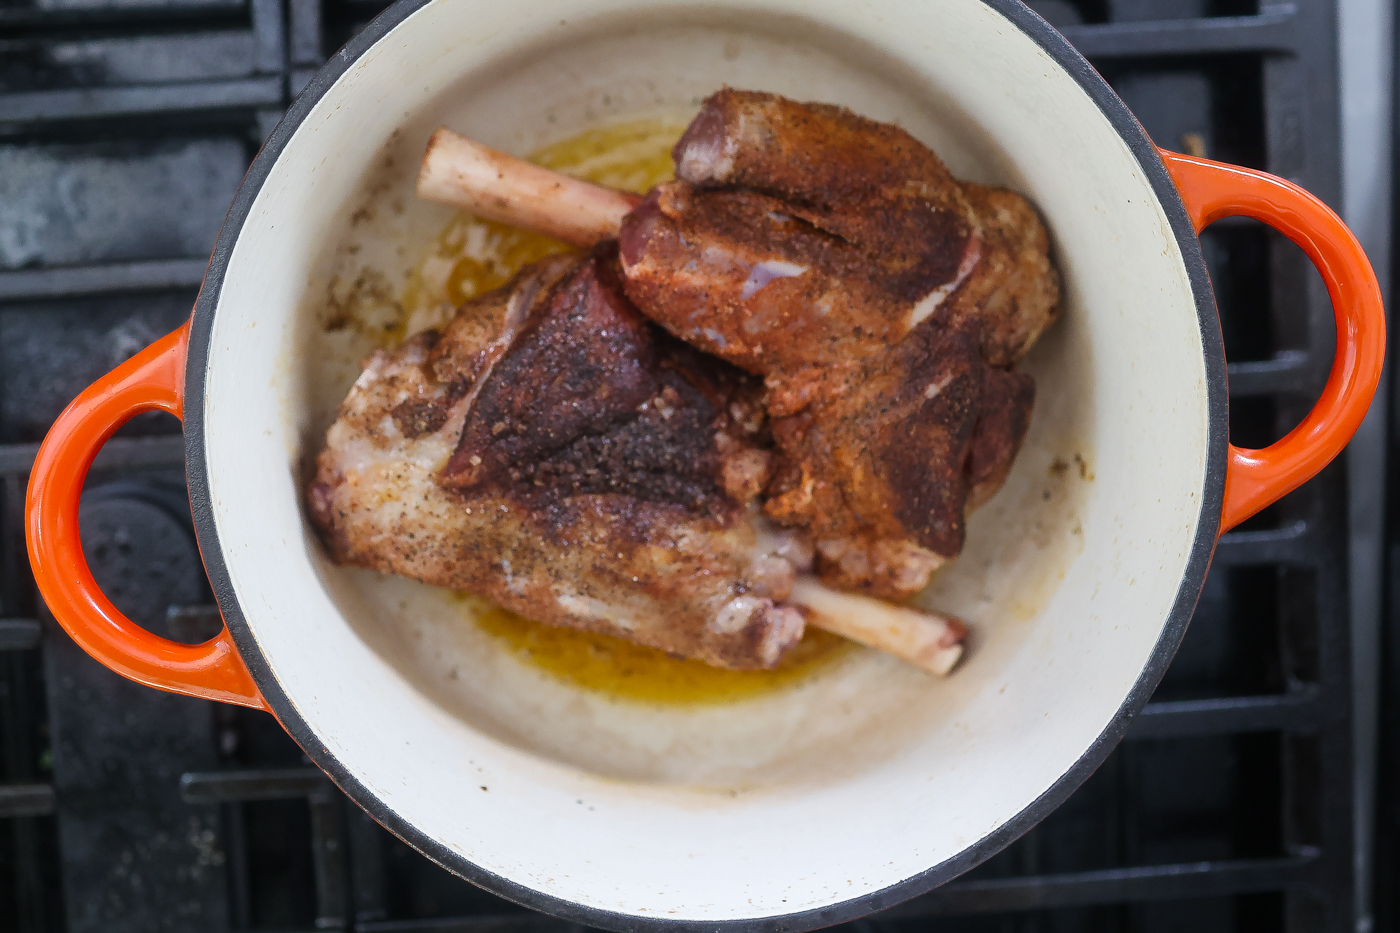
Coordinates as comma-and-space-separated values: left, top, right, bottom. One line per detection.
620, 88, 1059, 598
307, 251, 806, 670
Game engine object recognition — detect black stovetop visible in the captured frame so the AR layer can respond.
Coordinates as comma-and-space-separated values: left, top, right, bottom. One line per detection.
0, 0, 1384, 930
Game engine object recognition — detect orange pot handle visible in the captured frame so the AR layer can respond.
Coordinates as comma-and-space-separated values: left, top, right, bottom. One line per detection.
25, 321, 268, 710
1159, 149, 1386, 534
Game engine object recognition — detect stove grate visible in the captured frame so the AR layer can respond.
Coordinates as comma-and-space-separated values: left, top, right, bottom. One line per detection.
0, 0, 1366, 929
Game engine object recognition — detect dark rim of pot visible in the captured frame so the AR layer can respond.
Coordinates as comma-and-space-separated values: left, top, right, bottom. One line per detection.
184, 1, 1227, 930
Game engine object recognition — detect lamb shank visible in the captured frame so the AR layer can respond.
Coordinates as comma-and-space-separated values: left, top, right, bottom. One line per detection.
312, 88, 1056, 675
420, 89, 1061, 601
310, 245, 965, 671
310, 247, 810, 669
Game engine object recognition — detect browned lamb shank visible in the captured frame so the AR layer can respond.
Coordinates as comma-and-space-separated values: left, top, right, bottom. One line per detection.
419, 89, 1060, 601
309, 246, 965, 672
619, 90, 1058, 599
310, 248, 805, 669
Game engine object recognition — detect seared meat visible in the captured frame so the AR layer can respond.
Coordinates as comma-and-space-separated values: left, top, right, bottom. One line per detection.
309, 248, 812, 670
319, 88, 1054, 673
618, 89, 1058, 598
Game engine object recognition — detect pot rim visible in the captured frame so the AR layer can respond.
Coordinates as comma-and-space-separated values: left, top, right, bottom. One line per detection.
182, 1, 1228, 928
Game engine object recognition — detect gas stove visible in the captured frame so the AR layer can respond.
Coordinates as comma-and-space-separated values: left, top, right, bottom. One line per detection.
0, 0, 1386, 930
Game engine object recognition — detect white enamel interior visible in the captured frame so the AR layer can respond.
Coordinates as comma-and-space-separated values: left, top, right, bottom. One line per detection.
202, 0, 1209, 921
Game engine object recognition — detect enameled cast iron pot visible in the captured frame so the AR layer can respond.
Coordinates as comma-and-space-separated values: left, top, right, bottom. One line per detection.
24, 0, 1386, 928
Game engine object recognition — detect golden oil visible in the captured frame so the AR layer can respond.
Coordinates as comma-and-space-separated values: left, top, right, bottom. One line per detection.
396, 120, 688, 343
465, 597, 851, 705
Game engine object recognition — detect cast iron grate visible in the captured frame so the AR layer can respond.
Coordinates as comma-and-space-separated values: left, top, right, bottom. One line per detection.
0, 0, 1364, 929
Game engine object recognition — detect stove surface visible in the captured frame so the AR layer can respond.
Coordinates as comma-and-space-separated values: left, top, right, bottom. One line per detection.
0, 0, 1374, 930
